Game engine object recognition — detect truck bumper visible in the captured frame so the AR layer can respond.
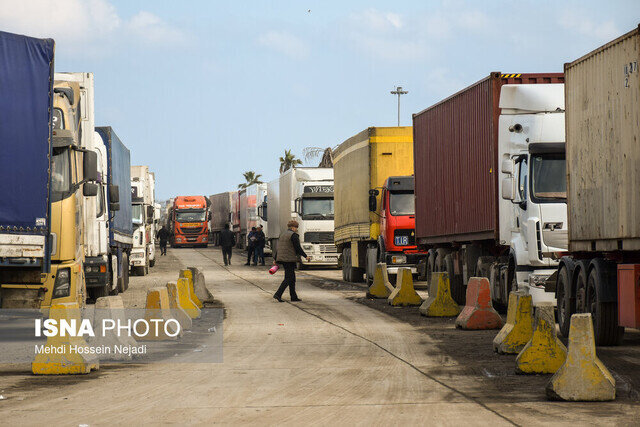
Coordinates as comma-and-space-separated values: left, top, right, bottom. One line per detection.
302, 253, 340, 266
521, 270, 557, 306
386, 266, 418, 275
84, 256, 108, 289
174, 234, 208, 246
130, 248, 147, 267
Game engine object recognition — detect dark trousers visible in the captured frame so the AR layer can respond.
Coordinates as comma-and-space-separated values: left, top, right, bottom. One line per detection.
160, 241, 167, 255
254, 246, 264, 265
246, 246, 255, 264
222, 246, 233, 265
274, 262, 298, 299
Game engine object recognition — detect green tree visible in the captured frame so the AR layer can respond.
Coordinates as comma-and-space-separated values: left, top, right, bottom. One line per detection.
279, 149, 303, 173
303, 146, 334, 168
238, 171, 263, 189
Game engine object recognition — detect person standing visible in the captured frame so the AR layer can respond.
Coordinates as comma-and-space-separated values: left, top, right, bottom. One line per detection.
254, 225, 266, 266
219, 223, 236, 266
273, 220, 309, 302
245, 227, 257, 266
157, 225, 170, 256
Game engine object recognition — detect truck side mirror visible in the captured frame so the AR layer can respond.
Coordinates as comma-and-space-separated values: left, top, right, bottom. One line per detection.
83, 182, 98, 197
83, 150, 98, 182
293, 198, 302, 215
109, 185, 119, 203
369, 194, 377, 212
110, 202, 120, 212
501, 158, 514, 174
501, 177, 515, 200
208, 211, 212, 221
146, 205, 154, 222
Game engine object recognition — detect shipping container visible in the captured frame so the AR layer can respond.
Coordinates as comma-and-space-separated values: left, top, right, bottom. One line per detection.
413, 72, 564, 246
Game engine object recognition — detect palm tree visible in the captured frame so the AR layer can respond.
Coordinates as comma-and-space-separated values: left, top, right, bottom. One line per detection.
303, 146, 334, 168
238, 171, 263, 189
279, 149, 303, 173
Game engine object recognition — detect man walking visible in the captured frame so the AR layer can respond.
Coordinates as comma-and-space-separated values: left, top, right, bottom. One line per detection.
219, 223, 236, 266
254, 225, 266, 266
245, 227, 257, 266
157, 225, 170, 256
273, 220, 309, 302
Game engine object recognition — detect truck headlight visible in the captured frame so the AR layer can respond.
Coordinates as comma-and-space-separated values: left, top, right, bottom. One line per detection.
52, 268, 71, 298
302, 244, 312, 250
390, 255, 407, 264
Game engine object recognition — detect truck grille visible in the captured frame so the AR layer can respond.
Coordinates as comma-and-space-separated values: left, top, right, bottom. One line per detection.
393, 229, 416, 246
319, 244, 337, 254
304, 231, 334, 243
180, 227, 203, 235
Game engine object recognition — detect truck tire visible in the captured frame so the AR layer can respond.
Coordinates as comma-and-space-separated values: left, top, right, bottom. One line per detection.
587, 260, 624, 346
89, 285, 108, 300
574, 260, 590, 314
122, 253, 129, 291
556, 264, 574, 338
149, 258, 156, 268
444, 254, 465, 305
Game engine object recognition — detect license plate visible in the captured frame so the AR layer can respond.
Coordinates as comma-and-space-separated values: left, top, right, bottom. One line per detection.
394, 236, 409, 246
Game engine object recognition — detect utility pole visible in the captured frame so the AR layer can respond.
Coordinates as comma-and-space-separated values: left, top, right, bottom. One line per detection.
390, 86, 408, 126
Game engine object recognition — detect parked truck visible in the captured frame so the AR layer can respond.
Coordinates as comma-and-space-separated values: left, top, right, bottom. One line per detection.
333, 127, 426, 283
170, 196, 210, 247
267, 168, 339, 267
0, 33, 101, 309
239, 183, 269, 251
413, 72, 567, 306
209, 192, 234, 246
94, 126, 133, 294
130, 166, 155, 275
553, 26, 640, 346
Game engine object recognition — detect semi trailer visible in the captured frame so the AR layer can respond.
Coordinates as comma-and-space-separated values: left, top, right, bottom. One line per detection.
332, 127, 426, 283
239, 183, 269, 251
413, 72, 567, 306
209, 192, 234, 245
554, 26, 640, 346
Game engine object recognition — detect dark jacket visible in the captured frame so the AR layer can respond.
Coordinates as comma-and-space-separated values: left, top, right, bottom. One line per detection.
255, 230, 266, 248
275, 229, 307, 263
247, 230, 258, 248
219, 229, 236, 248
157, 227, 170, 243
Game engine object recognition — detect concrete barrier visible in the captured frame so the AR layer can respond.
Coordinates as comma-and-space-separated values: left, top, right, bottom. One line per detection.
32, 303, 100, 375
367, 263, 393, 298
89, 295, 139, 361
455, 277, 503, 330
546, 313, 615, 401
387, 268, 422, 306
493, 291, 534, 354
137, 287, 182, 341
516, 303, 567, 374
177, 277, 201, 319
419, 272, 460, 317
188, 266, 214, 304
179, 269, 203, 308
167, 282, 193, 331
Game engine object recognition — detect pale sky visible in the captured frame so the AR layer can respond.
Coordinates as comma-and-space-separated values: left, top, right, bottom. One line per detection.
1, 0, 638, 199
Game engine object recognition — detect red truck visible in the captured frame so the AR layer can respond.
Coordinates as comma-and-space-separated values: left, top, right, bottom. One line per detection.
170, 195, 210, 247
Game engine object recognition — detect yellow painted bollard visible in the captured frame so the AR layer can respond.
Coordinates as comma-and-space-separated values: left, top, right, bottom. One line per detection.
515, 302, 567, 374
546, 313, 615, 401
387, 268, 422, 306
368, 263, 393, 299
167, 282, 193, 331
32, 303, 99, 375
493, 291, 534, 354
419, 272, 460, 317
177, 277, 201, 319
180, 269, 203, 308
137, 287, 181, 341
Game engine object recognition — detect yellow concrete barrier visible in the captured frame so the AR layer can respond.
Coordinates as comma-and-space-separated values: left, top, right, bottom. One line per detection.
515, 302, 567, 374
177, 277, 201, 319
188, 266, 214, 304
89, 295, 139, 361
419, 272, 460, 317
179, 269, 203, 308
166, 282, 193, 331
32, 303, 99, 375
387, 268, 422, 306
137, 287, 181, 341
493, 291, 534, 354
546, 313, 615, 401
368, 263, 393, 298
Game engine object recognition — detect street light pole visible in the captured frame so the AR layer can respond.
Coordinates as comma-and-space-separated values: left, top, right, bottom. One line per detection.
390, 86, 408, 126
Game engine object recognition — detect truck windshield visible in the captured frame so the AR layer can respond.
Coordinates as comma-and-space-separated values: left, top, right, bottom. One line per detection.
51, 149, 72, 202
302, 198, 334, 220
176, 211, 206, 222
389, 192, 415, 216
531, 154, 566, 202
132, 204, 144, 225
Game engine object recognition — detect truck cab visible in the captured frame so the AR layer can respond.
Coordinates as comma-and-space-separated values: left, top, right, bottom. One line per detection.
498, 84, 568, 305
172, 196, 210, 247
131, 177, 150, 275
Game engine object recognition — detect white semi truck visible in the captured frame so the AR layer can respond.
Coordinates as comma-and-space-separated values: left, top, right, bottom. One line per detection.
267, 168, 339, 268
130, 165, 155, 275
239, 183, 270, 253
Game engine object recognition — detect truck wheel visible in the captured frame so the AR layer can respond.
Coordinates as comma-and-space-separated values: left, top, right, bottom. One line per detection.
445, 254, 465, 305
556, 265, 574, 338
574, 261, 589, 313
587, 261, 624, 346
89, 286, 108, 300
149, 258, 156, 267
